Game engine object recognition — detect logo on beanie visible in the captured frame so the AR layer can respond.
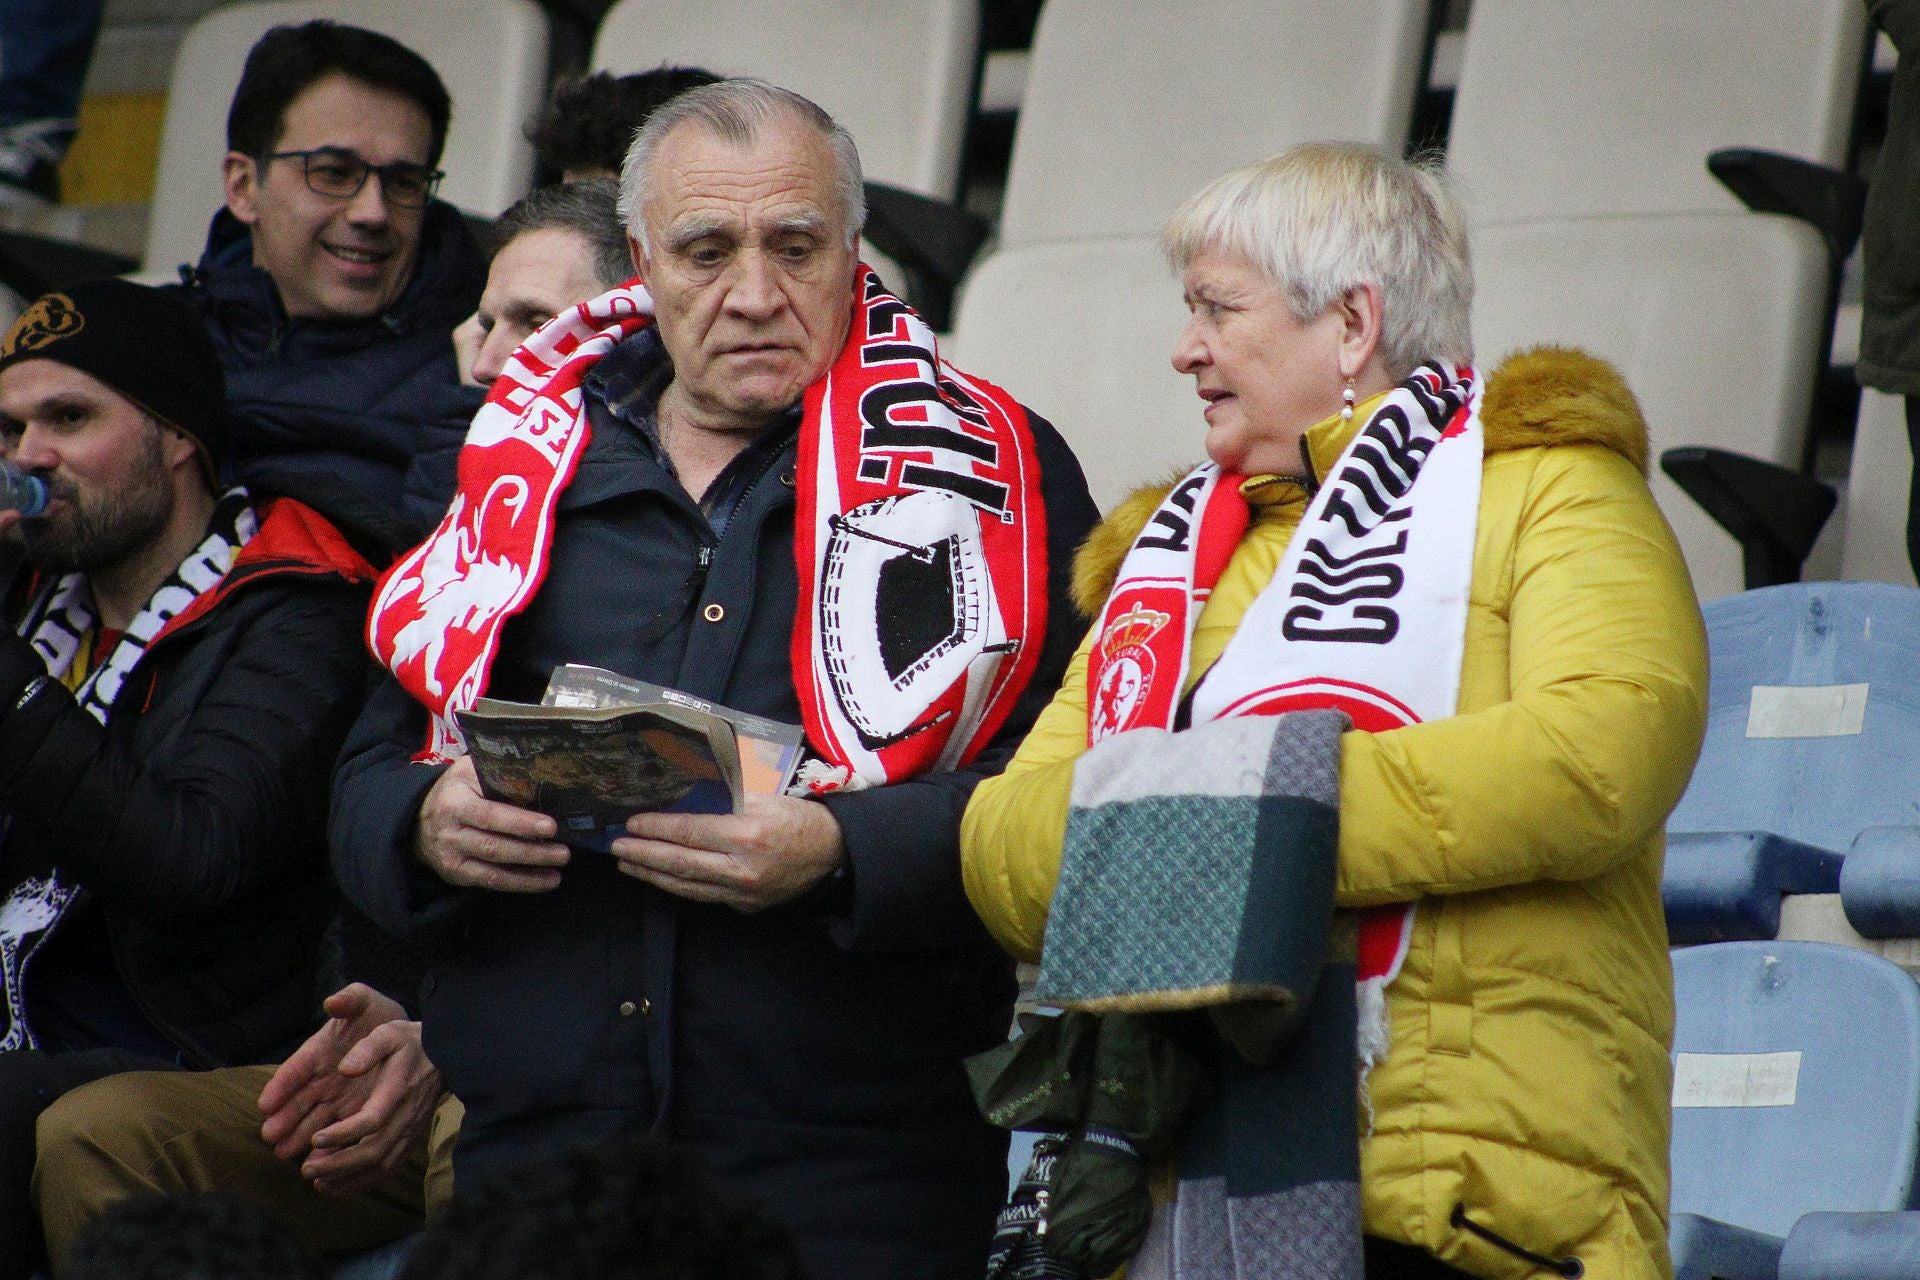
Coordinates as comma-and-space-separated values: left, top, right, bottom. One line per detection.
1, 293, 83, 358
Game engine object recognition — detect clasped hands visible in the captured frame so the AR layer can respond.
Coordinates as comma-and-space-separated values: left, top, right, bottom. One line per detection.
413, 756, 845, 911
256, 983, 440, 1195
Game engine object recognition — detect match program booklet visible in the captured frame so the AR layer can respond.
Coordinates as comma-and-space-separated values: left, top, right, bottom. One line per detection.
455, 664, 806, 850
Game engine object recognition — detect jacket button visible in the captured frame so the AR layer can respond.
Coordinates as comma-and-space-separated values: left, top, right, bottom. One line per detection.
780, 468, 795, 487
641, 997, 652, 1015
702, 603, 725, 623
619, 1000, 637, 1017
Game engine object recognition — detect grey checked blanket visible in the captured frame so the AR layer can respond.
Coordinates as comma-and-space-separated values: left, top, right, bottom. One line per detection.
1034, 708, 1360, 1280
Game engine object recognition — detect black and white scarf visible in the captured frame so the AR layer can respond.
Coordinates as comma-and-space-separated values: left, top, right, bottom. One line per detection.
0, 489, 256, 1051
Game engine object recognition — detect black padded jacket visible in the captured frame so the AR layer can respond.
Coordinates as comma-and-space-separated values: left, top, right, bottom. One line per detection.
0, 498, 378, 1067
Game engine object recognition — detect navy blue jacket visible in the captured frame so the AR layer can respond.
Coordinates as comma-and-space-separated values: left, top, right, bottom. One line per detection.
176, 202, 486, 560
332, 330, 1098, 1280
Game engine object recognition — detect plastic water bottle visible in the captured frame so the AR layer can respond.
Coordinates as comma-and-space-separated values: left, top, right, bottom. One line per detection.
0, 460, 47, 517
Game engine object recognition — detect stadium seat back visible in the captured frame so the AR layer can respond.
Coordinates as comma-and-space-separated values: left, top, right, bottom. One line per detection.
142, 0, 548, 280
949, 238, 1195, 510
952, 0, 1429, 510
1448, 0, 1866, 602
994, 0, 1427, 248
591, 0, 979, 201
1472, 213, 1830, 600
1670, 582, 1920, 851
1448, 0, 1864, 226
1671, 941, 1920, 1236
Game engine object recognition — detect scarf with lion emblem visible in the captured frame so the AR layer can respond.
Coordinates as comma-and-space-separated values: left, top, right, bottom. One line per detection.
368, 267, 1050, 789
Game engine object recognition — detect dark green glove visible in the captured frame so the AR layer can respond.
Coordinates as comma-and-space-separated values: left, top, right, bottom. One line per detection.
968, 1012, 1212, 1278
1043, 1014, 1210, 1275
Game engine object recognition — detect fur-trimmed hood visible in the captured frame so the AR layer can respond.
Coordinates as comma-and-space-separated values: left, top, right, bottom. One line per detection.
1478, 345, 1647, 474
1071, 346, 1647, 615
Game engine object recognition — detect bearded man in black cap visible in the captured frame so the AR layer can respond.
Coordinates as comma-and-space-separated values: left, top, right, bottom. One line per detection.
0, 278, 381, 1280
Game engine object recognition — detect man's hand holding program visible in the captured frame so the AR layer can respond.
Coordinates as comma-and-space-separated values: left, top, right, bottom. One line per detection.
611, 794, 845, 912
414, 755, 570, 892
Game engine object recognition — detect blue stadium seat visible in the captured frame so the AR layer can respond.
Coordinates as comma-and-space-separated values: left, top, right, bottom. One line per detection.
1670, 942, 1920, 1280
1781, 1212, 1920, 1280
1664, 582, 1920, 942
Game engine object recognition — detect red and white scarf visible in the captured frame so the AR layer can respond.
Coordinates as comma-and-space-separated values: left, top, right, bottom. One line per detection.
1086, 361, 1483, 1066
369, 267, 1049, 787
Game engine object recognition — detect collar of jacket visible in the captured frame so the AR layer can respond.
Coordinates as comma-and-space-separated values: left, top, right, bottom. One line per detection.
6, 494, 375, 664
146, 496, 377, 647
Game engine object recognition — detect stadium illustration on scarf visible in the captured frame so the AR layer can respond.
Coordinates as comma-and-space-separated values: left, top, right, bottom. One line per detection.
369, 267, 1053, 793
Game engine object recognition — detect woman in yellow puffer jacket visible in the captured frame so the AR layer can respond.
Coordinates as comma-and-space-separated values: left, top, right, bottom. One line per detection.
961, 143, 1707, 1279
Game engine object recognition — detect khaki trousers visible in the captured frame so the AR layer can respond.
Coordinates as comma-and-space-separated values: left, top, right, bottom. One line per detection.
32, 1065, 462, 1267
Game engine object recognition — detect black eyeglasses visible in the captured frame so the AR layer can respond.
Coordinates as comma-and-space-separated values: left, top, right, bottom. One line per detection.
261, 146, 444, 208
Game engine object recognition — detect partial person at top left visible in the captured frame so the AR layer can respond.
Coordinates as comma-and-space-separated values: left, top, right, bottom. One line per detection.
0, 0, 103, 207
171, 21, 487, 563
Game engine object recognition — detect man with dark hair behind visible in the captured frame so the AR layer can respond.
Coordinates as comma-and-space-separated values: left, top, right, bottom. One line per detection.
183, 19, 486, 560
403, 1130, 804, 1280
64, 1193, 324, 1280
526, 66, 720, 181
459, 180, 633, 386
0, 278, 380, 1280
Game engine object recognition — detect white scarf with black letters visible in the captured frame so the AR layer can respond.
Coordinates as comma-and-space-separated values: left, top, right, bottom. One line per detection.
1087, 362, 1483, 1066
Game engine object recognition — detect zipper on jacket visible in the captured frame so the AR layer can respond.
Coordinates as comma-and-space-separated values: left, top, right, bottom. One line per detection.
1449, 1204, 1583, 1277
705, 437, 791, 542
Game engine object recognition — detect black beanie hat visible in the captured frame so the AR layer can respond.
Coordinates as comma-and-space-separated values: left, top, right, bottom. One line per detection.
0, 278, 227, 478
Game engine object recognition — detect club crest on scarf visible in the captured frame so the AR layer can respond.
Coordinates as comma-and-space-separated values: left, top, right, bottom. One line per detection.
1086, 466, 1248, 747
372, 267, 1051, 789
1090, 603, 1169, 741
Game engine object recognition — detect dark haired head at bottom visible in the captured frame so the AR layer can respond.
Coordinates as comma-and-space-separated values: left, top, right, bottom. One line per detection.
65, 1192, 324, 1280
402, 1129, 807, 1280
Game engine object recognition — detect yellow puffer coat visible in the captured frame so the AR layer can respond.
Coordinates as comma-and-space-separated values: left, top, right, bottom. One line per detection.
961, 347, 1708, 1279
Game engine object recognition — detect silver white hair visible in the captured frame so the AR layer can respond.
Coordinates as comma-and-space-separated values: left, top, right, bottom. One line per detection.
616, 78, 866, 255
1162, 141, 1473, 378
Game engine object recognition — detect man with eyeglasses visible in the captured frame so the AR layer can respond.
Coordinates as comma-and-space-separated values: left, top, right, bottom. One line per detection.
178, 20, 486, 563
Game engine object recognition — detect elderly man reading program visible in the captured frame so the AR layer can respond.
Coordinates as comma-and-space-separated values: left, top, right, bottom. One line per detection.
331, 80, 1097, 1279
